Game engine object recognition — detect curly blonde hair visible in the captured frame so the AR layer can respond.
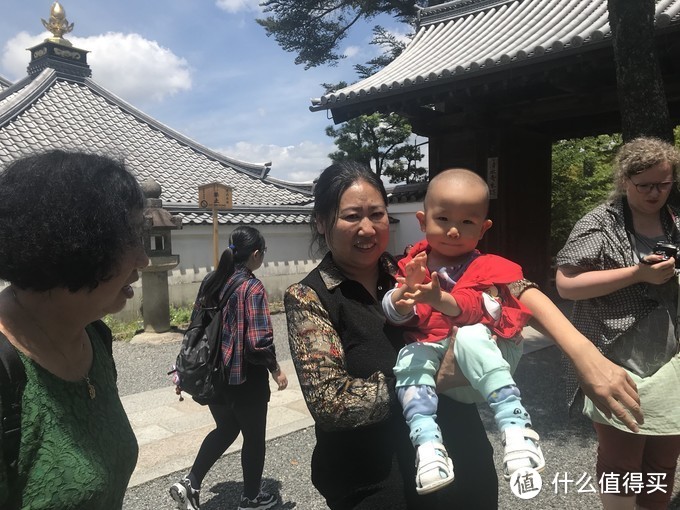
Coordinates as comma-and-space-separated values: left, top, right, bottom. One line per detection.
611, 137, 680, 198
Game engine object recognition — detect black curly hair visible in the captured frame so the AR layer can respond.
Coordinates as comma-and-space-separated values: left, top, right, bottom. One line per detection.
0, 149, 145, 291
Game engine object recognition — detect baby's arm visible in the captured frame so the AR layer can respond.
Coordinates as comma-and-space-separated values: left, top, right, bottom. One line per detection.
406, 271, 462, 317
391, 252, 428, 315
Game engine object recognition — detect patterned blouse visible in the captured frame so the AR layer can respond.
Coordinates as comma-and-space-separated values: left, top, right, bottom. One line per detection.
284, 253, 401, 430
284, 252, 537, 431
555, 196, 680, 405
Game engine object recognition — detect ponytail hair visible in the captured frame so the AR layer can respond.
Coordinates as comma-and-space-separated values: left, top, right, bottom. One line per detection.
201, 225, 265, 306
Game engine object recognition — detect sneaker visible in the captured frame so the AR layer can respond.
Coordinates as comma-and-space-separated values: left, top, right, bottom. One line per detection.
169, 477, 200, 510
237, 489, 278, 510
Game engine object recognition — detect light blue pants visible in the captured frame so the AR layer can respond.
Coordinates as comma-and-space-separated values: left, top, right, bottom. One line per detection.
394, 323, 524, 445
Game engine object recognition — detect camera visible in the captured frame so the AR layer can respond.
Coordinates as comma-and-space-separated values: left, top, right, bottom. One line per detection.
653, 241, 680, 267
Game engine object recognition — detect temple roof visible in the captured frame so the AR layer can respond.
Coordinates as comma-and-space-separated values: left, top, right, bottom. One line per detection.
386, 181, 427, 204
0, 76, 11, 92
311, 0, 680, 121
0, 44, 313, 226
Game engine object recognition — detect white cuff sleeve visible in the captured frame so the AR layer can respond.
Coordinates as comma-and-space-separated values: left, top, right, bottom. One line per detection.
382, 288, 416, 325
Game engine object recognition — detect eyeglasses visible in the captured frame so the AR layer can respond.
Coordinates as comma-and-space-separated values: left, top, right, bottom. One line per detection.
628, 177, 675, 194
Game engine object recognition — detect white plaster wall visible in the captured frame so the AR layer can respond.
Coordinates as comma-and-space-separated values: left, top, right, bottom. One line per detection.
387, 201, 425, 256
87, 258, 325, 322
172, 219, 415, 273
171, 223, 316, 271
117, 217, 409, 320
0, 216, 420, 322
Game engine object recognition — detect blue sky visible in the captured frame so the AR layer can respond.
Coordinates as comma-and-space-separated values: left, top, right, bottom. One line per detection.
1, 1, 407, 182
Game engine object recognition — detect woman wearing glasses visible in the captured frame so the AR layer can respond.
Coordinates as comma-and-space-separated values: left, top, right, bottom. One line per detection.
556, 137, 680, 510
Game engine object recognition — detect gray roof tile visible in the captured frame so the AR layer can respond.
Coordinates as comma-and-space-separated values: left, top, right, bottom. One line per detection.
0, 76, 11, 92
312, 0, 680, 112
0, 68, 313, 225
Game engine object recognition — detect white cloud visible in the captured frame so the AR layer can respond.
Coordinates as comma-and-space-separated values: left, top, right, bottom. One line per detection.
215, 0, 262, 14
1, 31, 38, 79
343, 45, 361, 58
218, 140, 333, 183
2, 31, 192, 105
388, 26, 413, 46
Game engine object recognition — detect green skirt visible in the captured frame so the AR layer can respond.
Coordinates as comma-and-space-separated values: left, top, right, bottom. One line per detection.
583, 352, 680, 435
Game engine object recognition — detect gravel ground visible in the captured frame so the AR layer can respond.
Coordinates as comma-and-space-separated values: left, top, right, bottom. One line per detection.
117, 313, 680, 510
113, 311, 291, 398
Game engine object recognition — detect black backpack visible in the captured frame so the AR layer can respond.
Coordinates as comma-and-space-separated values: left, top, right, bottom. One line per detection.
173, 274, 248, 404
0, 320, 112, 507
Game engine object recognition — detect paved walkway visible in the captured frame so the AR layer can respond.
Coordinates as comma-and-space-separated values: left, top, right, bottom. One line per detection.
122, 358, 313, 487
122, 328, 554, 488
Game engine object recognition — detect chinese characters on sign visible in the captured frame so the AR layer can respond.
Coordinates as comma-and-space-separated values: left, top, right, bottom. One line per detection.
486, 157, 499, 200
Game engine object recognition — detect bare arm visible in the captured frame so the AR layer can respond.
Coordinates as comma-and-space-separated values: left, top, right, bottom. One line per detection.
270, 365, 288, 391
390, 284, 415, 316
556, 255, 675, 301
391, 252, 428, 315
519, 287, 643, 432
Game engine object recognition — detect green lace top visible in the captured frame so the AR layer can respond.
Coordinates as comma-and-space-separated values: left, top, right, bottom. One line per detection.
0, 325, 138, 509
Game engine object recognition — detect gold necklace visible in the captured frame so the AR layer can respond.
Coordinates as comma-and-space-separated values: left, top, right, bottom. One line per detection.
11, 287, 96, 399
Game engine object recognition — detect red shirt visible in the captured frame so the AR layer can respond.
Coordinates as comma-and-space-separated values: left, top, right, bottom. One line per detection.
397, 240, 532, 344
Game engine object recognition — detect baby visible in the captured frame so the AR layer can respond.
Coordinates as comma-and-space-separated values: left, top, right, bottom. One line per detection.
383, 168, 545, 494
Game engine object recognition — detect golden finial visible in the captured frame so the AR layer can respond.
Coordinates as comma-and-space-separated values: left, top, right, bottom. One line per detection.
41, 2, 74, 47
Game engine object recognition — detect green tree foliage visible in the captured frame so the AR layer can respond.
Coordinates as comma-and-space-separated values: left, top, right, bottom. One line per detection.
552, 130, 680, 256
550, 134, 622, 256
321, 31, 425, 184
354, 26, 408, 78
326, 113, 427, 183
256, 0, 425, 69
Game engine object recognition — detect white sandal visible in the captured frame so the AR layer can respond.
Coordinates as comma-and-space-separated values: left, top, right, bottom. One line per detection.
415, 441, 455, 495
502, 427, 545, 480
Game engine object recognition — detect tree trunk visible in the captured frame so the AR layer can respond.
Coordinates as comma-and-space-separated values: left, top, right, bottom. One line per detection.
607, 0, 673, 142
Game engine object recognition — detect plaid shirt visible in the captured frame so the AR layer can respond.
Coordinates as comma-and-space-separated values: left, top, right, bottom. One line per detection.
192, 267, 277, 385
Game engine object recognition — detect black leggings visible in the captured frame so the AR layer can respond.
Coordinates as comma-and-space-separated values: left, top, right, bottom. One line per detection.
189, 399, 268, 499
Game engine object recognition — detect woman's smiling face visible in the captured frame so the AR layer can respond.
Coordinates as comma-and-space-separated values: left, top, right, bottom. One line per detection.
317, 179, 389, 274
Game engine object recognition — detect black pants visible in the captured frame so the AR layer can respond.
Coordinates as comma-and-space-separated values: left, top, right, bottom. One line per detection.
189, 393, 268, 499
433, 396, 498, 509
314, 397, 497, 510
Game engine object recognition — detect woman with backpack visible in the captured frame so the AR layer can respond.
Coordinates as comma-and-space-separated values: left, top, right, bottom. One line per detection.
170, 226, 288, 510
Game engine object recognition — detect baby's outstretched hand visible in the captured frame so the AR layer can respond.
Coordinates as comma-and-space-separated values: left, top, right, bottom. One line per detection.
422, 270, 444, 305
402, 251, 428, 288
404, 270, 443, 306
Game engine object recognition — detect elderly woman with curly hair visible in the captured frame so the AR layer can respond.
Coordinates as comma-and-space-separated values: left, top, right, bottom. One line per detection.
0, 149, 149, 509
557, 137, 680, 510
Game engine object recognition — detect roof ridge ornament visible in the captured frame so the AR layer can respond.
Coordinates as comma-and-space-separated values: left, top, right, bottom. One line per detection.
41, 2, 74, 47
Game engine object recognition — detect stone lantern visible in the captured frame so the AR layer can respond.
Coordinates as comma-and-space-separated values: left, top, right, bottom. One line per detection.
140, 178, 182, 333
